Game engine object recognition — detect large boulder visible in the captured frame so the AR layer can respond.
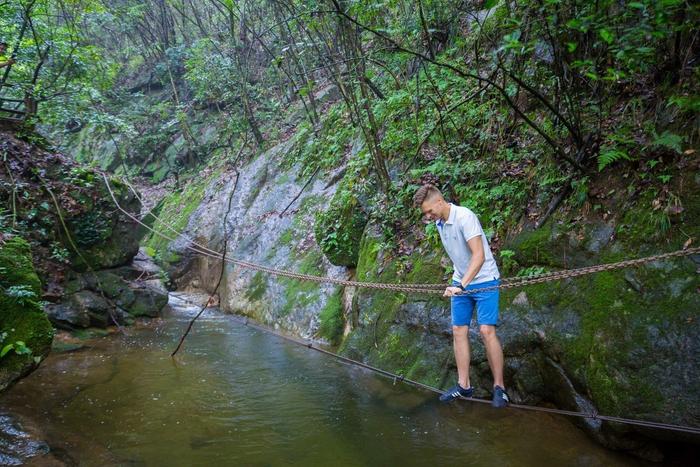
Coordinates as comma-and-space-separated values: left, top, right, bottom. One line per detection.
46, 248, 169, 329
66, 176, 142, 271
0, 237, 54, 392
127, 280, 168, 318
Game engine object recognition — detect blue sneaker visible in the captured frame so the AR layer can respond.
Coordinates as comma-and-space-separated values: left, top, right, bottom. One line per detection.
439, 383, 474, 402
492, 385, 509, 408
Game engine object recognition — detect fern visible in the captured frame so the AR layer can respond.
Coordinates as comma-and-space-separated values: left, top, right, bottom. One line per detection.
597, 148, 630, 171
652, 131, 683, 154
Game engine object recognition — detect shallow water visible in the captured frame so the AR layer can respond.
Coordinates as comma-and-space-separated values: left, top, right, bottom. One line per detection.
0, 294, 636, 466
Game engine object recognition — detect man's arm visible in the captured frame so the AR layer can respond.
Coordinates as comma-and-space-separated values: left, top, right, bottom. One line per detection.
459, 236, 485, 288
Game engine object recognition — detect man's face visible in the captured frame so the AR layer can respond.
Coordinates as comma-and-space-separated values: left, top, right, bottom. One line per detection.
0, 44, 6, 54
420, 196, 442, 222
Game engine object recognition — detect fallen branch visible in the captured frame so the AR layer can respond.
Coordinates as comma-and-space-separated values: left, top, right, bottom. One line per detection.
170, 171, 239, 357
170, 140, 249, 356
279, 165, 321, 217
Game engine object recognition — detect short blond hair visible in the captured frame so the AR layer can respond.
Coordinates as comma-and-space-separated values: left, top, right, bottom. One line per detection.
413, 183, 442, 207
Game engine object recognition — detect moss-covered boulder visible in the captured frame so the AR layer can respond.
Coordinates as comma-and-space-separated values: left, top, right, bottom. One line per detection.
65, 175, 142, 271
127, 280, 168, 317
338, 225, 454, 388
0, 237, 54, 392
314, 191, 367, 267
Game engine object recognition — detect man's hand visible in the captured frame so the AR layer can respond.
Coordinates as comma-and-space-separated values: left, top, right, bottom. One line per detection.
443, 286, 463, 297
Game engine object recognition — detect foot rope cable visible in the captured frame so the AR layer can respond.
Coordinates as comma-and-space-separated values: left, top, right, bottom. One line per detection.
100, 172, 700, 435
168, 292, 700, 435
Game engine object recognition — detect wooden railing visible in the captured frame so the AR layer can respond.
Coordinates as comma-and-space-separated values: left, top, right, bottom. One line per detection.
0, 84, 38, 123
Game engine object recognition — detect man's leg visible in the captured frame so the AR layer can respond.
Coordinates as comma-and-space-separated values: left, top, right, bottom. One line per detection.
479, 325, 504, 388
452, 325, 471, 388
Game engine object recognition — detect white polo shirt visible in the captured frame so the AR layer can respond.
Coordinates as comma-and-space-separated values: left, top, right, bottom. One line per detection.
436, 203, 500, 285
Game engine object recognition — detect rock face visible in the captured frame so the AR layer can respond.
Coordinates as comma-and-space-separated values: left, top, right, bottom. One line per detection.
158, 131, 700, 460
340, 210, 700, 459
163, 136, 349, 339
0, 238, 54, 392
46, 248, 169, 329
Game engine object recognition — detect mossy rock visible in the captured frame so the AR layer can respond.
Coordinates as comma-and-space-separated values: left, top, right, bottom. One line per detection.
317, 287, 344, 345
125, 281, 168, 318
314, 193, 367, 267
66, 176, 142, 271
134, 196, 167, 242
245, 271, 268, 302
507, 253, 700, 426
337, 226, 450, 386
0, 237, 54, 392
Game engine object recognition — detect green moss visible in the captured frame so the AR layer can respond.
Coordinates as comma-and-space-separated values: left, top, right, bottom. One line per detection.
317, 288, 344, 345
511, 221, 558, 267
507, 253, 697, 415
355, 233, 382, 281
278, 277, 319, 317
406, 255, 444, 284
245, 271, 268, 301
314, 189, 367, 267
338, 227, 448, 379
278, 250, 324, 317
0, 237, 54, 389
143, 171, 215, 265
298, 250, 324, 275
279, 228, 294, 246
0, 237, 41, 295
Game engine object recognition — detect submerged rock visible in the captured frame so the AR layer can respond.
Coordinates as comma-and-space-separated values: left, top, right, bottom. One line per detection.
0, 414, 51, 466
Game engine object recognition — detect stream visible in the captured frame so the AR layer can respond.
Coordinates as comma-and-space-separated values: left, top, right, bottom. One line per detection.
0, 292, 637, 466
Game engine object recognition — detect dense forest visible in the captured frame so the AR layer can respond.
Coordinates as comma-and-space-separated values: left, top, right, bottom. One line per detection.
2, 0, 697, 240
0, 0, 698, 464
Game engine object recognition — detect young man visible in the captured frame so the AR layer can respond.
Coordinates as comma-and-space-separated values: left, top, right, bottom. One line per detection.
413, 183, 509, 407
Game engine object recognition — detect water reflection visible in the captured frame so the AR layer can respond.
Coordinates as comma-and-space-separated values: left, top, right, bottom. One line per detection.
0, 294, 635, 466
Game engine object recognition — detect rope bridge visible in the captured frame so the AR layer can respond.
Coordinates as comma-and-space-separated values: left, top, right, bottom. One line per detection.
100, 172, 700, 295
99, 172, 700, 435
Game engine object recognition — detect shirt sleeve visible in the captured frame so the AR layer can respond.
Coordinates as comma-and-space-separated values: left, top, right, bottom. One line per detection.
460, 210, 482, 241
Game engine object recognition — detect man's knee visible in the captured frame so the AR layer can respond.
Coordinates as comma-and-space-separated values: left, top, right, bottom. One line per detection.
479, 324, 496, 339
452, 325, 469, 336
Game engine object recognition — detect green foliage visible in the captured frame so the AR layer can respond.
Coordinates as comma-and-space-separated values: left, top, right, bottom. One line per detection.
285, 104, 355, 179
2, 284, 37, 306
597, 147, 630, 171
0, 208, 18, 235
0, 332, 33, 360
0, 237, 54, 382
668, 94, 700, 113
499, 249, 517, 275
516, 265, 549, 278
67, 166, 97, 188
315, 192, 368, 267
570, 177, 589, 207
0, 0, 117, 127
651, 131, 684, 154
245, 272, 268, 302
70, 210, 112, 247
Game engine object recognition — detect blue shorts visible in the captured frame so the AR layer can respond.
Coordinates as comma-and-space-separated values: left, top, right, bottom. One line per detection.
450, 278, 501, 327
